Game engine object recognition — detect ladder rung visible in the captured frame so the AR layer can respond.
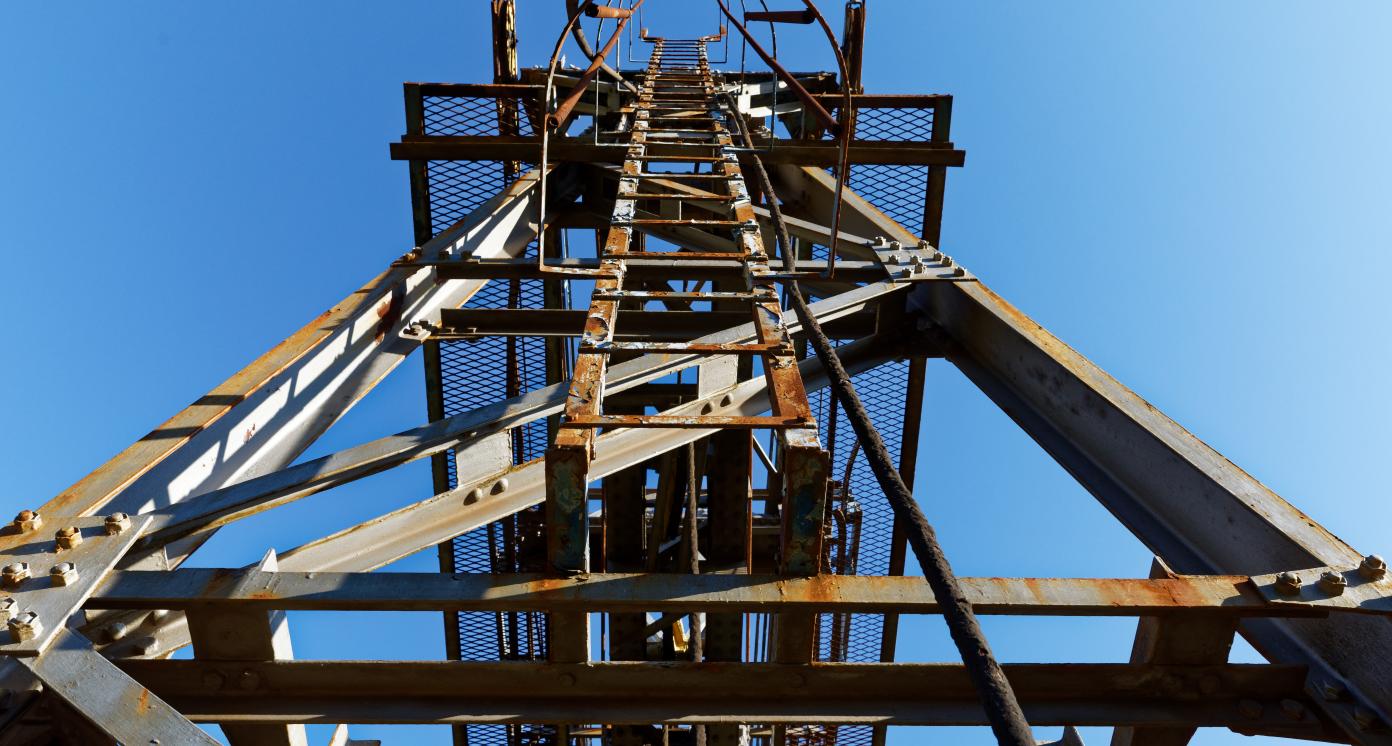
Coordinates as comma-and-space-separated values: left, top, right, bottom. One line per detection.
635, 173, 735, 180
629, 193, 735, 201
627, 218, 741, 226
592, 290, 771, 301
623, 251, 751, 260
580, 341, 788, 355
561, 415, 809, 429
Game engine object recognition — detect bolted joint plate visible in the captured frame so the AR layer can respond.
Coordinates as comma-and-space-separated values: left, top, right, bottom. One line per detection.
1251, 565, 1392, 616
867, 239, 973, 283
0, 514, 150, 656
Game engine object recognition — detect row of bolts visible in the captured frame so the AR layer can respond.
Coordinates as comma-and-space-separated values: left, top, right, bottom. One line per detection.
0, 510, 132, 644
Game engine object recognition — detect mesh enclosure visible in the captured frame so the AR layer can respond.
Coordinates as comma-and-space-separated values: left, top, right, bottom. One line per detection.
792, 103, 932, 746
822, 104, 936, 239
422, 92, 553, 746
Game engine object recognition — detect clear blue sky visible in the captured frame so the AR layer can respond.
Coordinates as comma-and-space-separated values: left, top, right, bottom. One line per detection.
3, 3, 1390, 744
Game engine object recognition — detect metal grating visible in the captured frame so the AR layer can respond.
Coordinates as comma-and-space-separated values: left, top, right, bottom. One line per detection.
424, 91, 552, 746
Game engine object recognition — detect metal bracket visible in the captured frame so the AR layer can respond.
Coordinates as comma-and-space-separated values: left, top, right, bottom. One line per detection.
866, 237, 972, 283
1251, 559, 1392, 615
0, 514, 149, 657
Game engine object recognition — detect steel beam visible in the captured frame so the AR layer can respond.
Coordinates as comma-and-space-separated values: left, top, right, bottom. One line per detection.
772, 163, 1392, 740
40, 167, 558, 528
110, 660, 1324, 731
390, 136, 965, 168
88, 570, 1318, 617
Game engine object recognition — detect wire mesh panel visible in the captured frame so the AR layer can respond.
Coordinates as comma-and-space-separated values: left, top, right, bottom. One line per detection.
824, 102, 937, 238
421, 90, 552, 746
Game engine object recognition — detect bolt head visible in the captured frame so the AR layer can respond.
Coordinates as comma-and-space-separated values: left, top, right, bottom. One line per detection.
1321, 680, 1347, 701
104, 512, 132, 536
54, 526, 83, 550
1318, 570, 1348, 595
1354, 706, 1380, 730
7, 611, 40, 643
1280, 698, 1306, 720
10, 511, 41, 533
1237, 699, 1263, 720
1275, 571, 1303, 596
1, 564, 31, 588
0, 598, 14, 622
1359, 554, 1387, 581
49, 563, 78, 587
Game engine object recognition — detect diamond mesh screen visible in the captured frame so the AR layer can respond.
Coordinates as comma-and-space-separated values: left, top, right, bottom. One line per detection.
790, 102, 934, 746
422, 91, 552, 746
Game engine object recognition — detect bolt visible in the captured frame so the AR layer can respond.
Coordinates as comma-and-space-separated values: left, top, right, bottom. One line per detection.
889, 240, 902, 251
1237, 699, 1263, 720
10, 511, 41, 533
951, 266, 967, 277
559, 673, 577, 687
50, 562, 78, 587
1274, 571, 1303, 596
1359, 554, 1387, 581
1, 564, 30, 589
238, 669, 262, 691
0, 598, 13, 622
1318, 570, 1347, 596
1280, 698, 1306, 720
105, 512, 132, 535
1198, 673, 1221, 696
7, 611, 40, 643
102, 621, 129, 643
1354, 706, 1380, 730
54, 526, 82, 551
940, 255, 954, 267
1321, 680, 1347, 701
492, 478, 509, 494
918, 239, 933, 250
463, 487, 484, 505
202, 670, 226, 690
133, 635, 159, 656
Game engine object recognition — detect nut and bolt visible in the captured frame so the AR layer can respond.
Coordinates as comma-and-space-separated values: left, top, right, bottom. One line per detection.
1354, 706, 1380, 730
202, 670, 226, 690
10, 511, 41, 533
1274, 571, 1304, 596
1318, 570, 1347, 596
6, 611, 40, 643
104, 512, 132, 536
1237, 699, 1263, 720
49, 562, 78, 587
1359, 554, 1387, 581
1279, 698, 1306, 720
1, 564, 31, 589
54, 526, 82, 550
1321, 680, 1347, 701
237, 669, 262, 691
0, 598, 14, 622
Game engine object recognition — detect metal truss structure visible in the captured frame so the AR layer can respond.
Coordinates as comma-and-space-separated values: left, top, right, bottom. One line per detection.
3, 2, 1390, 745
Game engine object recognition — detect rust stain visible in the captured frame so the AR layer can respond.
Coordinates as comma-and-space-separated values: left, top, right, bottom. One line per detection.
137, 688, 151, 714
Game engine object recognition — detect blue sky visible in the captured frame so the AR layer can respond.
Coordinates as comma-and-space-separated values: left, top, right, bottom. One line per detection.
3, 2, 1391, 744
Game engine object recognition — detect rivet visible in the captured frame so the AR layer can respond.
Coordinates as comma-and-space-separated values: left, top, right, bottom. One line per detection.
1279, 698, 1305, 720
1237, 699, 1263, 720
1198, 673, 1221, 696
559, 673, 577, 687
202, 670, 226, 690
1320, 679, 1346, 701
